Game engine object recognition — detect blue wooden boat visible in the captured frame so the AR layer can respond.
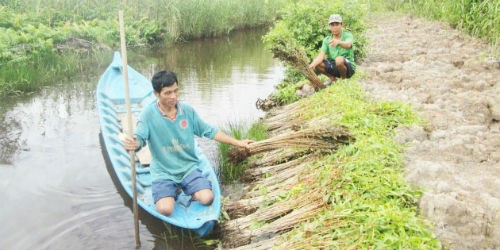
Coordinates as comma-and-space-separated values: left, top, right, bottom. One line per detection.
96, 51, 221, 236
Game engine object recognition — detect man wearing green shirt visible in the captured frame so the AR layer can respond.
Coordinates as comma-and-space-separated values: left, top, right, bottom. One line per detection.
123, 70, 253, 216
309, 14, 356, 85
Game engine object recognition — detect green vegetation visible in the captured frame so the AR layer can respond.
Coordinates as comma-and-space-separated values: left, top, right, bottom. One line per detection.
218, 121, 268, 183
370, 0, 500, 47
0, 0, 286, 95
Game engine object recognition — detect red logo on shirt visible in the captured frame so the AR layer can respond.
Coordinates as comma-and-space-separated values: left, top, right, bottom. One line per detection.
180, 119, 188, 129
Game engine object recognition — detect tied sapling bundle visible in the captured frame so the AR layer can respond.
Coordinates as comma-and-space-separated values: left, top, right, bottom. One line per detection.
228, 126, 353, 164
263, 23, 324, 91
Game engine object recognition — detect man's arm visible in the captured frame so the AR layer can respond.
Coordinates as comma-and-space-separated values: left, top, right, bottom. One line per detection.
329, 39, 352, 49
213, 131, 254, 150
309, 51, 326, 69
338, 40, 352, 49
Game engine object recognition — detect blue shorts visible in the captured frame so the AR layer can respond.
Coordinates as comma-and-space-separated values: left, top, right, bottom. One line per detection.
324, 58, 355, 78
151, 169, 212, 204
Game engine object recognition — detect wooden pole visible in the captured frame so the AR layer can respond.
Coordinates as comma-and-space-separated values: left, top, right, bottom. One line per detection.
118, 10, 141, 248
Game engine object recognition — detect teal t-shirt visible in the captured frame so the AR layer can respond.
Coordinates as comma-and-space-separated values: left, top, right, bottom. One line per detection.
134, 101, 219, 183
320, 31, 356, 70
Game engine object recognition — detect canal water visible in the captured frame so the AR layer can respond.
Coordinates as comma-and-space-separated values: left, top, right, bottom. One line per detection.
0, 28, 284, 249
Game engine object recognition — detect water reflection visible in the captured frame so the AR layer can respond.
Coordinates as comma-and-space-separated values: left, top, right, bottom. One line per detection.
0, 27, 283, 250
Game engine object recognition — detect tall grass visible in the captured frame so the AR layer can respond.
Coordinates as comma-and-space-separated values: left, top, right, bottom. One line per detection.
366, 0, 500, 48
411, 0, 499, 46
0, 0, 286, 95
1, 0, 285, 42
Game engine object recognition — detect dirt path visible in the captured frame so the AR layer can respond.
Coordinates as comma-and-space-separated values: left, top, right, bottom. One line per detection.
358, 13, 500, 250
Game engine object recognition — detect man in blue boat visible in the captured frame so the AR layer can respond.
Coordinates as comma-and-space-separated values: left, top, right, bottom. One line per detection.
122, 70, 253, 216
309, 13, 356, 86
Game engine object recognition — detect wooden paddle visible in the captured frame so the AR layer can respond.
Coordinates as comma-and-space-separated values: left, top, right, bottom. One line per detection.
118, 10, 141, 248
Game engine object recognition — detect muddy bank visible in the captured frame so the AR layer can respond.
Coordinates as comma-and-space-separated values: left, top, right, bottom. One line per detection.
359, 13, 500, 250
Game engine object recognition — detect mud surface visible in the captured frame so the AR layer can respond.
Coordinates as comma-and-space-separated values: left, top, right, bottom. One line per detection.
359, 13, 500, 250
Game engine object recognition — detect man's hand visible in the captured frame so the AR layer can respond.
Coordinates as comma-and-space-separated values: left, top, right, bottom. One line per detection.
329, 39, 340, 47
120, 133, 140, 151
237, 139, 254, 150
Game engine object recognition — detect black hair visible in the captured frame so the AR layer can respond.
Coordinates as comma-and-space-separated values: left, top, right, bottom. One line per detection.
151, 70, 178, 93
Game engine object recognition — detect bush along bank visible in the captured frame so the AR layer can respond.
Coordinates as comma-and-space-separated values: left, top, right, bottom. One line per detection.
0, 0, 286, 95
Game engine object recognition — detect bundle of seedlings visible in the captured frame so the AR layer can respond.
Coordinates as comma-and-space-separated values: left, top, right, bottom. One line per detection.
225, 151, 317, 218
244, 173, 300, 200
265, 101, 300, 117
225, 195, 269, 219
265, 32, 324, 91
265, 118, 304, 135
263, 102, 302, 131
222, 194, 327, 248
224, 197, 298, 233
271, 116, 333, 136
228, 236, 281, 250
225, 160, 340, 221
244, 162, 322, 199
243, 154, 313, 182
225, 161, 339, 229
227, 126, 352, 165
246, 148, 308, 169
